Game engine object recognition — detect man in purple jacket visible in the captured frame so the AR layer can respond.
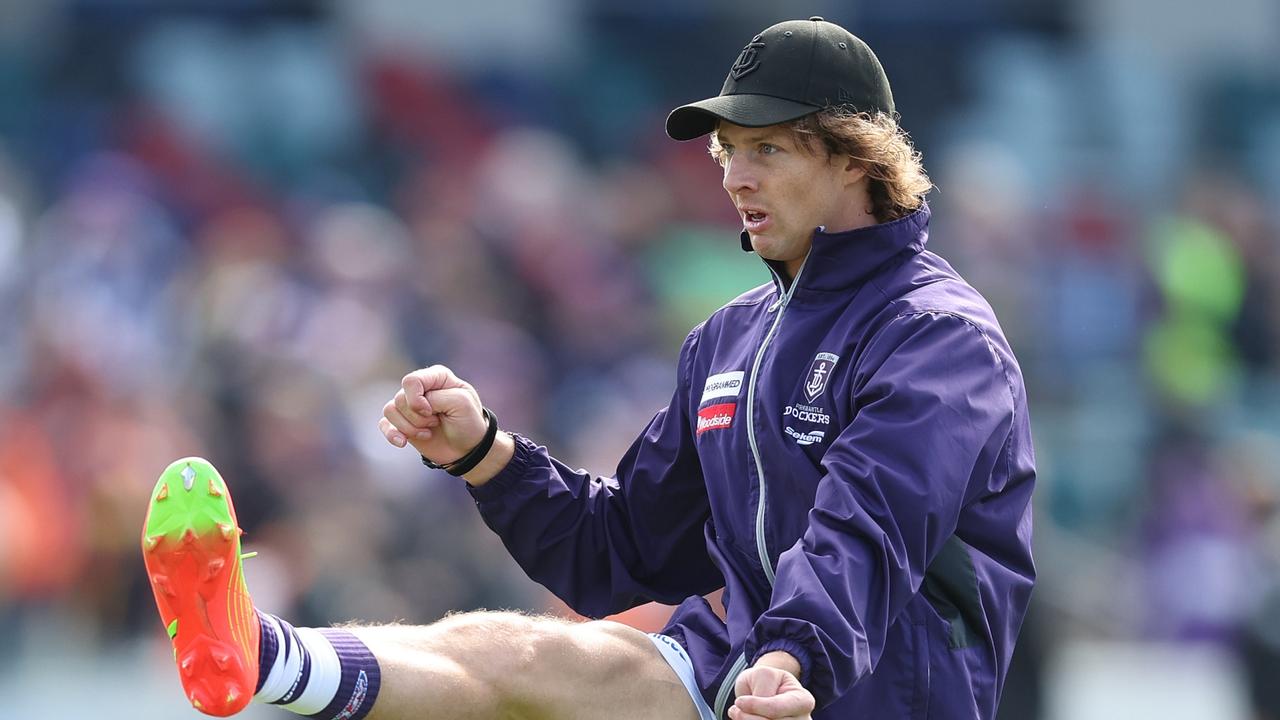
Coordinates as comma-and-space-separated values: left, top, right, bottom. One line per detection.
146, 17, 1034, 720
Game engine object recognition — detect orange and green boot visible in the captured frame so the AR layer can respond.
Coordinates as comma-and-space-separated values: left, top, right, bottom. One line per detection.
142, 457, 259, 716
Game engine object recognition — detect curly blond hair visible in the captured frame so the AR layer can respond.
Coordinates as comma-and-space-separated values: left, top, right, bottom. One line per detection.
709, 109, 932, 223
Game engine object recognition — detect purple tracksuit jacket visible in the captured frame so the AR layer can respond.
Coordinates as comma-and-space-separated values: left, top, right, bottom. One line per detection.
468, 204, 1036, 719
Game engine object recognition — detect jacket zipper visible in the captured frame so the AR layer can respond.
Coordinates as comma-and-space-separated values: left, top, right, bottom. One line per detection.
713, 652, 749, 719
746, 259, 806, 586
715, 260, 808, 717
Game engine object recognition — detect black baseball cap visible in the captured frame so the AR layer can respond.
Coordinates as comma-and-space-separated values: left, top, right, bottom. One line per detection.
666, 17, 894, 141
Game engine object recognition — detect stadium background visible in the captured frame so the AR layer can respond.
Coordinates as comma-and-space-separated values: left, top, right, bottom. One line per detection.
1, 1, 1279, 718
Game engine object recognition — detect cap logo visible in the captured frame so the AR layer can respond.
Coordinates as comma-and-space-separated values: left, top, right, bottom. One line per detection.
729, 35, 766, 80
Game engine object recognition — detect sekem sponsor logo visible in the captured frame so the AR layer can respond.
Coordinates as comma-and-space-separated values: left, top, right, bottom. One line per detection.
785, 426, 827, 446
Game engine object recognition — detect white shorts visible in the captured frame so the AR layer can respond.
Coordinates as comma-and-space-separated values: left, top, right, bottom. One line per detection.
648, 633, 716, 720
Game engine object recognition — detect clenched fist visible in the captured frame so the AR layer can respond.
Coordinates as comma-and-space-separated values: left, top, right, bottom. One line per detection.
379, 365, 513, 485
728, 652, 815, 720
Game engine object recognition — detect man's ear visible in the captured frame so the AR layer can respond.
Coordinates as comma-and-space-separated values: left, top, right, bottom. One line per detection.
841, 156, 868, 187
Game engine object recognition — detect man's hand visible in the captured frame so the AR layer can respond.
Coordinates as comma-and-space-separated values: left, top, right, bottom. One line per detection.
728, 651, 815, 720
378, 365, 513, 485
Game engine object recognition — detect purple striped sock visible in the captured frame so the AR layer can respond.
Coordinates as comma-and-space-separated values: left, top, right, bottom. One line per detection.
309, 628, 381, 720
253, 612, 380, 720
256, 610, 278, 694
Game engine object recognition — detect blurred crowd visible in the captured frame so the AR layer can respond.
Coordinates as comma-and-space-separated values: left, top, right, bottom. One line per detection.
1, 2, 1279, 718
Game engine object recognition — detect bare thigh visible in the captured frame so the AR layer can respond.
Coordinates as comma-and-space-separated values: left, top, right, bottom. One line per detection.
349, 611, 702, 720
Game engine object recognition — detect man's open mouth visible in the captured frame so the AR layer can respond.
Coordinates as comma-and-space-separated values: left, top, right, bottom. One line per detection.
743, 209, 770, 231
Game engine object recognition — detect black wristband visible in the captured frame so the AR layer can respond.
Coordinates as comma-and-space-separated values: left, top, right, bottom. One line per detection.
421, 407, 499, 477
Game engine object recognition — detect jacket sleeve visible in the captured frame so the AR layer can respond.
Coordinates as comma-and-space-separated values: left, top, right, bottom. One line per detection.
466, 328, 722, 618
746, 310, 1020, 706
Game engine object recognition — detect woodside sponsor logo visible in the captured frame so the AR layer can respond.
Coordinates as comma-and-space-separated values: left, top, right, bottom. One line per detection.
696, 403, 736, 435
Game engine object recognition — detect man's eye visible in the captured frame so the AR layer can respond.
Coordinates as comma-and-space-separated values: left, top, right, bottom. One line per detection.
760, 143, 777, 154
722, 146, 735, 156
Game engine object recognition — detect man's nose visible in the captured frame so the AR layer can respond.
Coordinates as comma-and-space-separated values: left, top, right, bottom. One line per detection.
722, 155, 758, 195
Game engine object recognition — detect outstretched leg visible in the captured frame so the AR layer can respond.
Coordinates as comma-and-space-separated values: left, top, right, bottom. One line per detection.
142, 458, 702, 720
354, 612, 700, 720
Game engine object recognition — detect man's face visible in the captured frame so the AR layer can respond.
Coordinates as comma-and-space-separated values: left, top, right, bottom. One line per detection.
715, 121, 861, 278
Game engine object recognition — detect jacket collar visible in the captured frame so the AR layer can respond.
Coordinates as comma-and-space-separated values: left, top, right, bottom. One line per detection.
750, 202, 931, 297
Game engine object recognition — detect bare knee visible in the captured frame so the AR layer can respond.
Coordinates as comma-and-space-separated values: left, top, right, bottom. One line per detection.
430, 612, 572, 703
432, 613, 652, 707
431, 610, 543, 648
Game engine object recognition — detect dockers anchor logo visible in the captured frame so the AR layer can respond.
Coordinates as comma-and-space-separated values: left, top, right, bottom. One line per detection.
730, 35, 766, 80
804, 352, 839, 403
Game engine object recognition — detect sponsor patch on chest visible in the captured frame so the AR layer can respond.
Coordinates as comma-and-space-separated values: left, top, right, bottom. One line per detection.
785, 426, 827, 446
696, 402, 736, 435
701, 370, 745, 403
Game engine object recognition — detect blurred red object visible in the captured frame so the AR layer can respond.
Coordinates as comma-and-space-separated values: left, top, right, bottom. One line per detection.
0, 409, 85, 597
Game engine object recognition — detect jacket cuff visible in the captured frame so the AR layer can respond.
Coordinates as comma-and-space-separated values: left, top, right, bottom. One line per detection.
465, 432, 535, 503
752, 639, 813, 688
